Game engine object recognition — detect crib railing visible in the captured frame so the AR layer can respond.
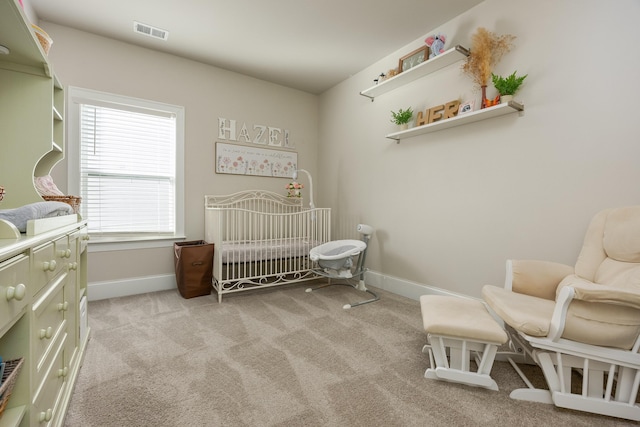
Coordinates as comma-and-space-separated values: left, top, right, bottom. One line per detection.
205, 191, 331, 302
205, 190, 304, 212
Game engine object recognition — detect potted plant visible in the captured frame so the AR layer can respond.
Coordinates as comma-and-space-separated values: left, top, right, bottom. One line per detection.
491, 71, 527, 102
390, 107, 413, 130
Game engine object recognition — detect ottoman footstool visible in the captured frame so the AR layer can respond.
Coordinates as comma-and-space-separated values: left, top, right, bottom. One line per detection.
420, 295, 508, 390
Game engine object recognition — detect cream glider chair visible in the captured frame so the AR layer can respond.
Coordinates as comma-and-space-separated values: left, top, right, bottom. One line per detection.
482, 206, 640, 421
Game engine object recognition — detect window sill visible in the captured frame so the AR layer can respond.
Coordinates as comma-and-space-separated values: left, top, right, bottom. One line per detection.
88, 235, 188, 253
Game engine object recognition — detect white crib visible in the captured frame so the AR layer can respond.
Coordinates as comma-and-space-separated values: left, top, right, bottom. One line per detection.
204, 190, 331, 302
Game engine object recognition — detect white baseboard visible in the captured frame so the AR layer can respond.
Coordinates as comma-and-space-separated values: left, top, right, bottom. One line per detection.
88, 274, 177, 301
364, 270, 503, 324
87, 270, 477, 303
364, 270, 479, 301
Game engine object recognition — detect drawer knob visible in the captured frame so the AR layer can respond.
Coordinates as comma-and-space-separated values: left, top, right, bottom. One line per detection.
68, 262, 78, 271
57, 249, 72, 258
57, 301, 69, 312
57, 366, 69, 378
39, 408, 53, 422
6, 283, 26, 301
39, 326, 53, 339
43, 260, 57, 271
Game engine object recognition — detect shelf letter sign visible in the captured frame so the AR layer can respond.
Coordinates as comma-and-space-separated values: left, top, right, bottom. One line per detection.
415, 100, 460, 126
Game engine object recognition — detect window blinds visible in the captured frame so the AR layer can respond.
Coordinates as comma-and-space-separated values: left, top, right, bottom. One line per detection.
79, 104, 176, 235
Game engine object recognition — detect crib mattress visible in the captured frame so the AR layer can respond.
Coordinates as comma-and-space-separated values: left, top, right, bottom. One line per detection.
221, 239, 319, 264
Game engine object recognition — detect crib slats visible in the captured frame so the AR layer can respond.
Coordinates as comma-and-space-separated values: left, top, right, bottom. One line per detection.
205, 191, 331, 302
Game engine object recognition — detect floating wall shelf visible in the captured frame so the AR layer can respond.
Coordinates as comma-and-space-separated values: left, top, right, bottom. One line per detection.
386, 101, 525, 142
360, 45, 470, 101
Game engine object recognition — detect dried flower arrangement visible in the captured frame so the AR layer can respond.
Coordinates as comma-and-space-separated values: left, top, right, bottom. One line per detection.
462, 27, 516, 107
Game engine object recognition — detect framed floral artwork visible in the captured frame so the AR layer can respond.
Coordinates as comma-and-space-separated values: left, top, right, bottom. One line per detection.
215, 142, 297, 178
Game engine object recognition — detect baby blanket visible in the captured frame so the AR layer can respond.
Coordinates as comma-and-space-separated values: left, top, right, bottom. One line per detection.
0, 201, 75, 232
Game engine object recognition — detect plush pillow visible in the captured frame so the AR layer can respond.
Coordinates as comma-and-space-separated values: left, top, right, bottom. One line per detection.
603, 206, 640, 263
34, 175, 65, 197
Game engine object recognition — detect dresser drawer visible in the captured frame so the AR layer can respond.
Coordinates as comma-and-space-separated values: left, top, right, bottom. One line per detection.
78, 226, 89, 254
32, 332, 67, 427
32, 237, 68, 296
33, 318, 67, 392
32, 272, 68, 373
65, 231, 79, 283
54, 234, 72, 261
0, 253, 29, 331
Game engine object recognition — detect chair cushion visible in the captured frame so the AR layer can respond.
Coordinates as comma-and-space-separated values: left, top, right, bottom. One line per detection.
563, 301, 640, 350
603, 206, 640, 263
574, 209, 608, 281
576, 206, 640, 282
511, 260, 573, 300
482, 285, 555, 337
595, 260, 640, 289
557, 275, 640, 349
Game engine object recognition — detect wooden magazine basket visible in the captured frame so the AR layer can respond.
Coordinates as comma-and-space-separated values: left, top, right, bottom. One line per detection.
42, 195, 81, 214
0, 358, 24, 417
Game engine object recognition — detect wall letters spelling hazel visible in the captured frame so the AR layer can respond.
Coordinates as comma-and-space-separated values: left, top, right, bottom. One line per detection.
218, 118, 292, 148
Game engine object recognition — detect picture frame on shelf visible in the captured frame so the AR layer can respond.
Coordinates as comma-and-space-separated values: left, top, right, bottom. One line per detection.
458, 100, 475, 115
398, 46, 430, 73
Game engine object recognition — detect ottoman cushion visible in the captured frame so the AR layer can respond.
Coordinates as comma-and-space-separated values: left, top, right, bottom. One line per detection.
420, 295, 508, 344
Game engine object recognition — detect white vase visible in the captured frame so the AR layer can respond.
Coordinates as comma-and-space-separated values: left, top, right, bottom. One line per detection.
399, 123, 409, 131
501, 95, 513, 103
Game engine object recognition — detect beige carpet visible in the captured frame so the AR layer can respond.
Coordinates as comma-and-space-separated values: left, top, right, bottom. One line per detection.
64, 284, 637, 426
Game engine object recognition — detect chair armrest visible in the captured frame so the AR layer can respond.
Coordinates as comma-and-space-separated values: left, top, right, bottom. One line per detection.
548, 286, 575, 341
506, 259, 574, 300
548, 279, 640, 342
565, 279, 640, 310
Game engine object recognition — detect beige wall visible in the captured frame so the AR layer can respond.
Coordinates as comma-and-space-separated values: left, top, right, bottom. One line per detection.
38, 0, 640, 298
40, 23, 319, 284
318, 0, 640, 297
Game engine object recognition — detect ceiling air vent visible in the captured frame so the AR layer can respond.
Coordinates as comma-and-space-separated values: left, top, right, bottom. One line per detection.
133, 21, 169, 41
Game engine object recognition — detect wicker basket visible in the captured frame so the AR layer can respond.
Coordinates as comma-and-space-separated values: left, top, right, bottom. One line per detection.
32, 24, 53, 55
0, 358, 24, 418
43, 195, 81, 214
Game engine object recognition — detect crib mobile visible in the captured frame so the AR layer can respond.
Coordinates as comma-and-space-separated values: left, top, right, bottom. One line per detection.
306, 224, 379, 309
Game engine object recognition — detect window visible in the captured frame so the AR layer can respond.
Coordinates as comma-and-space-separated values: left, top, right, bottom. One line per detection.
68, 87, 184, 247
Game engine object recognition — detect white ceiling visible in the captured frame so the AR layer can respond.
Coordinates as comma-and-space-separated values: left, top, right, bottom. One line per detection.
29, 0, 483, 94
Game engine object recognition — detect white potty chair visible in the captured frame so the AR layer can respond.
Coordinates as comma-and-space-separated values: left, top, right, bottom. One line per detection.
420, 295, 508, 390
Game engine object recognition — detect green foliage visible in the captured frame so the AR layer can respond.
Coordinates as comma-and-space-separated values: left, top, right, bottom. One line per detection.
390, 107, 413, 125
491, 71, 527, 95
